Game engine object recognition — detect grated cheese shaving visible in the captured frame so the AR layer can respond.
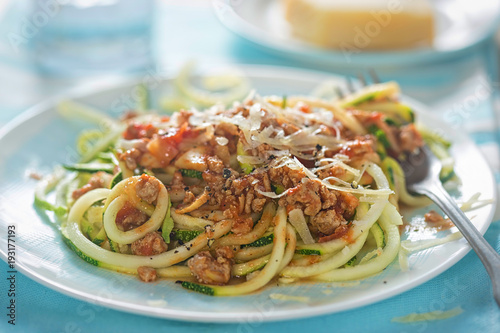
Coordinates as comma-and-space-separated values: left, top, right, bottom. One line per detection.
256, 188, 289, 199
215, 136, 228, 146
146, 299, 168, 307
401, 231, 462, 253
269, 293, 311, 303
391, 306, 463, 323
237, 155, 265, 165
460, 192, 494, 212
288, 208, 315, 245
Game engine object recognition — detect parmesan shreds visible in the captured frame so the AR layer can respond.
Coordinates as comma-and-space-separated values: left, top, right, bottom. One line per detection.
269, 293, 311, 303
237, 155, 265, 165
256, 188, 289, 199
189, 93, 346, 157
322, 181, 393, 196
215, 136, 228, 146
459, 192, 494, 212
354, 164, 368, 184
288, 209, 315, 245
391, 307, 464, 323
293, 157, 318, 180
273, 155, 392, 197
401, 232, 462, 253
322, 176, 352, 187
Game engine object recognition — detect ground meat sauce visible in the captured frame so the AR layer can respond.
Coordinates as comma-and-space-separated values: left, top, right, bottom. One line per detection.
72, 171, 113, 200
115, 202, 149, 231
137, 266, 157, 282
188, 246, 234, 285
131, 231, 168, 256
424, 210, 454, 231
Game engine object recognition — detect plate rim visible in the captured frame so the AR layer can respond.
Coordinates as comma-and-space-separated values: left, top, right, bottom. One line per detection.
0, 64, 497, 323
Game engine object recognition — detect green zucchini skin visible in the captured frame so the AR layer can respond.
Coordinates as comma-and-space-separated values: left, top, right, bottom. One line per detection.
370, 222, 386, 248
242, 234, 274, 248
63, 163, 115, 174
109, 171, 123, 189
295, 249, 321, 256
173, 230, 203, 243
179, 169, 204, 179
180, 281, 215, 296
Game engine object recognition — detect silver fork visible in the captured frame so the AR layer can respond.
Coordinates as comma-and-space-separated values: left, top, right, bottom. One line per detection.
402, 146, 500, 307
346, 73, 500, 307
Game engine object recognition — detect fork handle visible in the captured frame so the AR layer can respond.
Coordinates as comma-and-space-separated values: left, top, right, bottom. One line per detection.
414, 182, 500, 307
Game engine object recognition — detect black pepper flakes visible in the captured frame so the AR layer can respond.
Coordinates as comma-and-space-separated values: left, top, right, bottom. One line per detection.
184, 186, 189, 191
223, 168, 231, 179
316, 144, 322, 151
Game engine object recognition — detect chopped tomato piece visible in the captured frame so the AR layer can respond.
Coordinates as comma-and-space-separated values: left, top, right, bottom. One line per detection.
368, 112, 384, 122
123, 123, 158, 140
147, 138, 179, 167
146, 123, 192, 166
298, 103, 312, 113
318, 224, 350, 243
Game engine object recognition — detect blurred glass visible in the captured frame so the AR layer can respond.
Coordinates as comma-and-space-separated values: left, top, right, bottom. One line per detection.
32, 0, 154, 76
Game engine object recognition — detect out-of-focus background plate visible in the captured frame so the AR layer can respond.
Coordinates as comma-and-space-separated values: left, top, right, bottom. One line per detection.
0, 66, 496, 323
213, 0, 500, 67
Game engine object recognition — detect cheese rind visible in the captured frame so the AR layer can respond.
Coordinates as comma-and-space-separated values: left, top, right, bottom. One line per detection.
284, 0, 434, 50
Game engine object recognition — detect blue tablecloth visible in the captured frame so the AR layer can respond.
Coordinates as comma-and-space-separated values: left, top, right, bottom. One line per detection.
0, 1, 499, 332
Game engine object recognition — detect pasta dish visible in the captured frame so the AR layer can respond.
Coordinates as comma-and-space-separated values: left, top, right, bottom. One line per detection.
35, 80, 454, 296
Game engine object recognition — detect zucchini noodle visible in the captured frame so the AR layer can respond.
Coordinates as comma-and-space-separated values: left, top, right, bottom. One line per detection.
212, 203, 276, 247
313, 211, 401, 282
235, 243, 273, 262
198, 206, 287, 296
66, 213, 233, 269
103, 184, 169, 244
281, 228, 370, 278
35, 77, 463, 296
171, 210, 214, 230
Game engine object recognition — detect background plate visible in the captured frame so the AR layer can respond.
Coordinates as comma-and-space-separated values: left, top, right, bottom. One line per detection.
213, 0, 500, 67
0, 65, 496, 322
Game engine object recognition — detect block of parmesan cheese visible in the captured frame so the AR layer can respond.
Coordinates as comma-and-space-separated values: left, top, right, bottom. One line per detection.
283, 0, 434, 50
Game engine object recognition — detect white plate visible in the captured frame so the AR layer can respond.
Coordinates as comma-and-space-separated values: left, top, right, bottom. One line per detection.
0, 65, 496, 323
213, 0, 500, 67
